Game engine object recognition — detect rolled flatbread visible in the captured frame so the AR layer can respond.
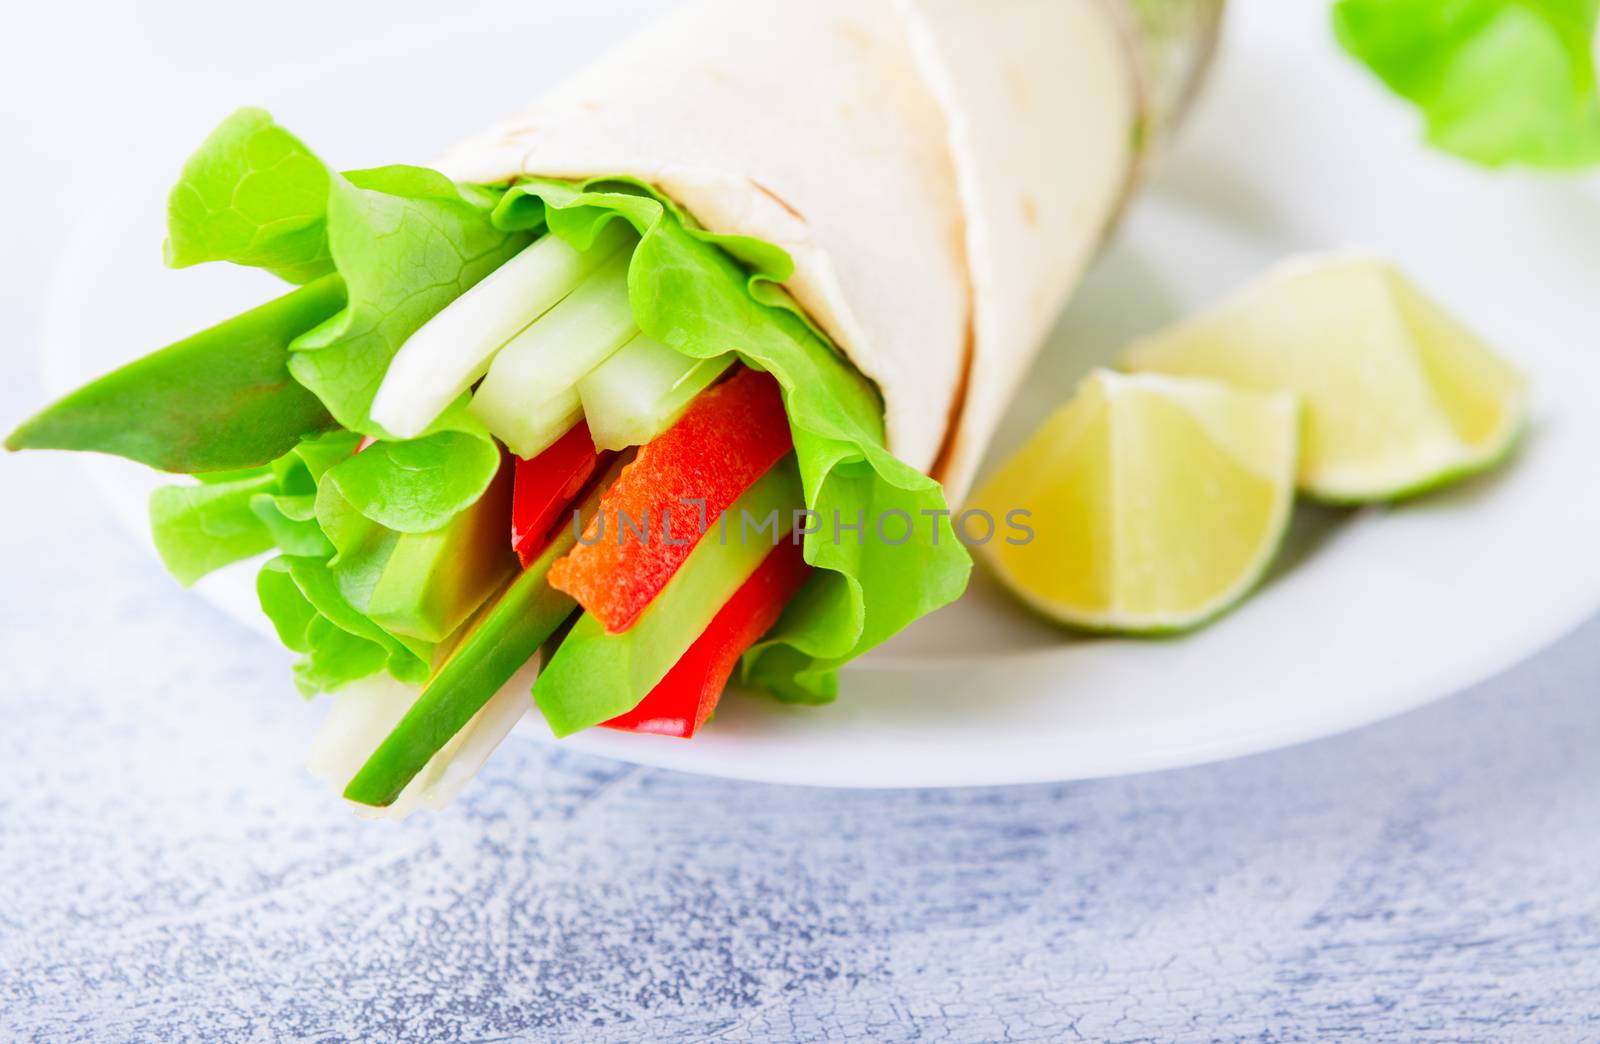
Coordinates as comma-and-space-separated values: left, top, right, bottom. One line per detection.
436, 0, 1220, 499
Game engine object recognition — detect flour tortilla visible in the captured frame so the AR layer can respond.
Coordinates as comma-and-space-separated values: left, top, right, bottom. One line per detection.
435, 0, 1146, 498
895, 0, 1137, 497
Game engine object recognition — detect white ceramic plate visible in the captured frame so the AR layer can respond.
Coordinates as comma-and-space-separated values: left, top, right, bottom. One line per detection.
40, 4, 1600, 787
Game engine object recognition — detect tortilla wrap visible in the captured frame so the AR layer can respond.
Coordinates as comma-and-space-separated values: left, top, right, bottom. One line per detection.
436, 0, 1221, 499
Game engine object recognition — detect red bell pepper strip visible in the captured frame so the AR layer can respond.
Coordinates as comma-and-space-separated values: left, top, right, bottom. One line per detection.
511, 420, 611, 567
548, 367, 792, 633
602, 538, 811, 737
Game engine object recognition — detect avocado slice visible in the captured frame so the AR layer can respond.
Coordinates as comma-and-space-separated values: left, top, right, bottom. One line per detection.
366, 462, 517, 643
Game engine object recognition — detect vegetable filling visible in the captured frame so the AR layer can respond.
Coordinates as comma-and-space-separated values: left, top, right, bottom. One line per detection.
5, 108, 972, 811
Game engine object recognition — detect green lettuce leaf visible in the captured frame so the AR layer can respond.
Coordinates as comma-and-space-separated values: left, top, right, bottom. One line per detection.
313, 474, 402, 614
149, 470, 280, 585
296, 619, 393, 696
147, 427, 360, 585
288, 166, 532, 433
165, 107, 336, 283
315, 419, 501, 534
1334, 0, 1600, 167
494, 179, 972, 708
287, 428, 365, 482
276, 553, 431, 676
159, 110, 525, 530
257, 556, 427, 696
164, 111, 532, 428
234, 425, 447, 696
306, 423, 509, 648
250, 493, 333, 558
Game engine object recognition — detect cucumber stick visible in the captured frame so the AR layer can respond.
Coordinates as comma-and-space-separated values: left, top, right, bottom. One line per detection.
505, 389, 584, 463
372, 222, 634, 439
470, 249, 638, 456
579, 335, 735, 450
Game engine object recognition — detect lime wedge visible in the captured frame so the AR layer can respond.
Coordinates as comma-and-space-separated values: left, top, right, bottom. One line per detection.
1123, 255, 1527, 502
970, 370, 1298, 633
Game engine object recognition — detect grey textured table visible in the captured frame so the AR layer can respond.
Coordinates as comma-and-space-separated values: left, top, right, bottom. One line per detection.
4, 3, 1600, 1038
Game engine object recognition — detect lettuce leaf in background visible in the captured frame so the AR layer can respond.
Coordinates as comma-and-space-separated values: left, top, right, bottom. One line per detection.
295, 620, 393, 697
250, 426, 440, 695
147, 408, 492, 696
1334, 0, 1600, 168
493, 179, 972, 710
243, 431, 360, 559
314, 476, 402, 614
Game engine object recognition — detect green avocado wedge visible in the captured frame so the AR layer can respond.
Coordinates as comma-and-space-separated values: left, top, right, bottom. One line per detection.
366, 459, 518, 643
7, 274, 344, 473
342, 462, 621, 808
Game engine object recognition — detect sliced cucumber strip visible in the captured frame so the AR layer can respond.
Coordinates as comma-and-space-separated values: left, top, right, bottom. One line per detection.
473, 383, 584, 460
469, 249, 638, 454
372, 222, 633, 439
579, 335, 735, 450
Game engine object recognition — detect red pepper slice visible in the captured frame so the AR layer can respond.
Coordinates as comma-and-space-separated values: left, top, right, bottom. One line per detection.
512, 420, 610, 567
548, 367, 792, 633
602, 539, 811, 737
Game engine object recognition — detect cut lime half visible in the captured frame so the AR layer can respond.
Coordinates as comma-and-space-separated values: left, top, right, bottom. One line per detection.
969, 370, 1299, 634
